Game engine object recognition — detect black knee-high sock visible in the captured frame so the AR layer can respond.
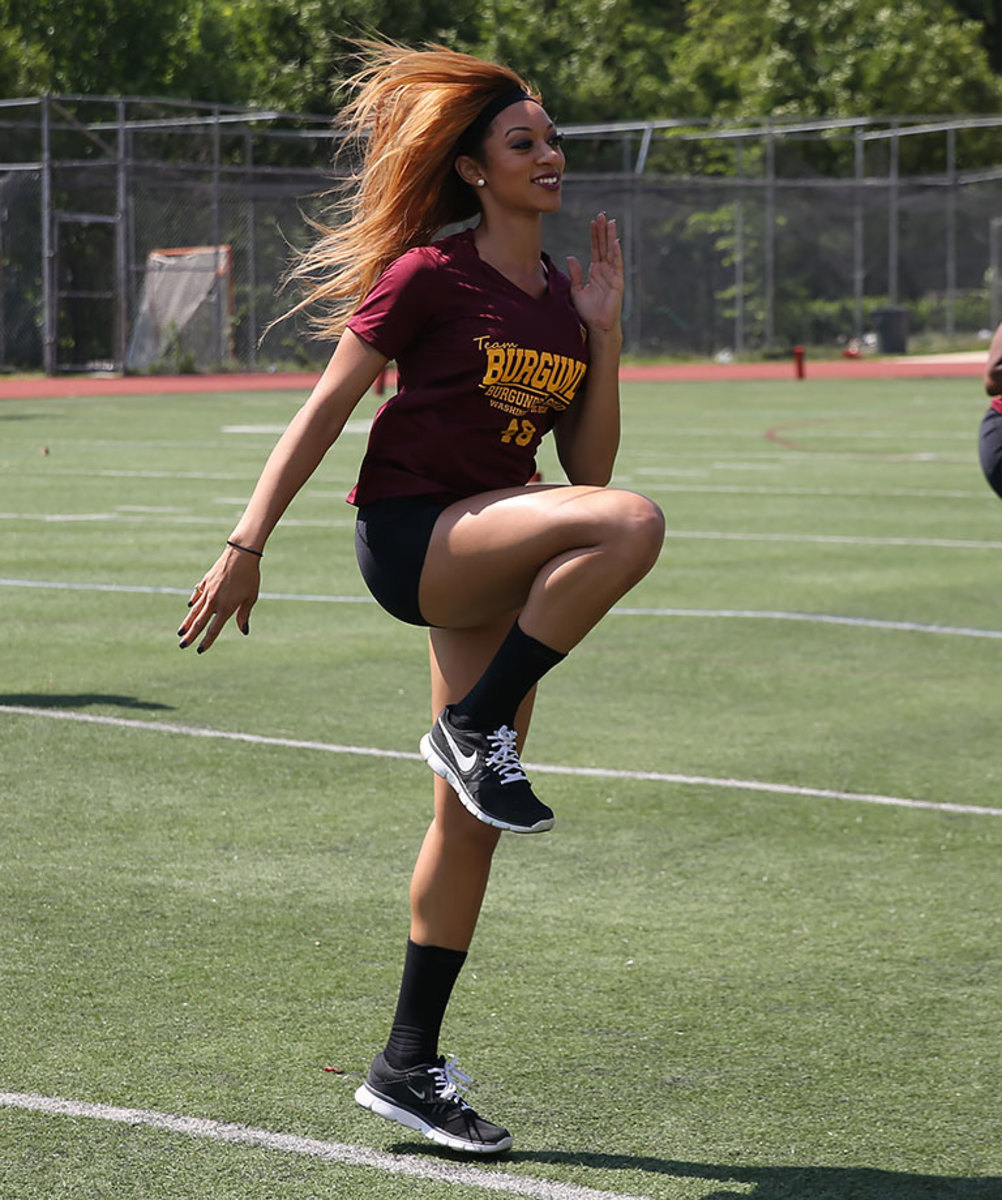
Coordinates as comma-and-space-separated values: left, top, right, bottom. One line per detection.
450, 621, 566, 732
383, 939, 468, 1071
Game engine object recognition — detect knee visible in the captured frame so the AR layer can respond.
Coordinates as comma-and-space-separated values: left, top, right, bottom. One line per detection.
610, 490, 666, 572
436, 788, 503, 854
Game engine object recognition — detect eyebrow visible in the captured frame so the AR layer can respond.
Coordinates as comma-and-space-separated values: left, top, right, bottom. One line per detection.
503, 122, 557, 136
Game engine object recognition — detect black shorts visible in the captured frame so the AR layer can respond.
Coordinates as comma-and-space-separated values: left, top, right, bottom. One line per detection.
354, 496, 451, 627
979, 408, 1002, 499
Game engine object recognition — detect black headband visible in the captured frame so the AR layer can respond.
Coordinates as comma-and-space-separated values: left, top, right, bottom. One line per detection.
456, 87, 537, 156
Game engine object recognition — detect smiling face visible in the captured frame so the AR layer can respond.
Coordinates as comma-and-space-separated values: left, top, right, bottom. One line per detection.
459, 100, 565, 214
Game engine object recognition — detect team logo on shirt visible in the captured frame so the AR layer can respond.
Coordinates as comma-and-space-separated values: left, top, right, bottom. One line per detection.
475, 337, 587, 417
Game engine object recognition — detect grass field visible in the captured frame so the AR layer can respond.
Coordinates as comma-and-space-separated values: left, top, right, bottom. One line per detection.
1, 376, 1000, 1200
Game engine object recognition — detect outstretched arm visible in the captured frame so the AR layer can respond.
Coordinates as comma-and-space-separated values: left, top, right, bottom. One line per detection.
178, 330, 387, 653
554, 214, 624, 485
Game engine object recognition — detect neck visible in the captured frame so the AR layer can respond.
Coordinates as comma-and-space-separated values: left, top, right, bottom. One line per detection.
473, 211, 544, 276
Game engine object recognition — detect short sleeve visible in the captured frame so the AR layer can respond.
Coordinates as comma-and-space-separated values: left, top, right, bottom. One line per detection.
346, 247, 437, 360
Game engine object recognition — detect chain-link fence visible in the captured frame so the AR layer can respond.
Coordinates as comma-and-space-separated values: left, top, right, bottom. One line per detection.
2, 97, 1001, 373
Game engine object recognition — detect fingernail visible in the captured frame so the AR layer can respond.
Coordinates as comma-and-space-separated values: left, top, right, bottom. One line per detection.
177, 627, 185, 637
196, 644, 205, 655
187, 600, 194, 608
241, 622, 250, 636
178, 639, 187, 649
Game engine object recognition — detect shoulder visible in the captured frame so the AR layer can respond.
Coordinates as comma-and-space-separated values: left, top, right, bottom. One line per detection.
373, 231, 472, 292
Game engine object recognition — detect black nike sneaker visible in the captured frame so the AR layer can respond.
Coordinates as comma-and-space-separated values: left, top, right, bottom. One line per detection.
419, 706, 554, 833
354, 1052, 513, 1154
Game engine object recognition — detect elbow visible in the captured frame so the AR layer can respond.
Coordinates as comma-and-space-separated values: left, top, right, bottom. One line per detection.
566, 462, 614, 487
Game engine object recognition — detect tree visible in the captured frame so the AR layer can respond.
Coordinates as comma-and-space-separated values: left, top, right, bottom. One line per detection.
469, 0, 686, 122
665, 0, 1002, 122
1, 0, 1000, 125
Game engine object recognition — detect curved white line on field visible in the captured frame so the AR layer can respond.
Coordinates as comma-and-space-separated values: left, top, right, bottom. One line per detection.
3, 578, 1002, 640
612, 607, 1002, 640
670, 529, 1002, 550
0, 1091, 653, 1200
2, 706, 999, 818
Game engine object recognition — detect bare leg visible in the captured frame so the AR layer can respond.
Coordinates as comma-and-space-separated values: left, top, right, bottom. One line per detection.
418, 485, 665, 648
357, 491, 660, 1152
409, 618, 535, 950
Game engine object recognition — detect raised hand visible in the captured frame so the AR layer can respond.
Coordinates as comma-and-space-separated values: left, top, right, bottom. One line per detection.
566, 213, 624, 335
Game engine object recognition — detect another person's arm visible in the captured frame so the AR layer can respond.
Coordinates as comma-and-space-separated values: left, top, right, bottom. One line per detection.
985, 322, 1002, 396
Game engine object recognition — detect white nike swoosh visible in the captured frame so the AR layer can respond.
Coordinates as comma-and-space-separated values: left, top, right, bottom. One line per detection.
439, 720, 479, 773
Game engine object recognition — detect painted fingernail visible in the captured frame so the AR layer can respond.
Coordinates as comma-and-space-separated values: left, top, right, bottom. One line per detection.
241, 622, 250, 636
178, 639, 187, 649
177, 627, 185, 637
196, 645, 205, 655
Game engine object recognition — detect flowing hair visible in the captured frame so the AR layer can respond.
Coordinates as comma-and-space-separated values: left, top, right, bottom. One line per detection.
278, 41, 540, 341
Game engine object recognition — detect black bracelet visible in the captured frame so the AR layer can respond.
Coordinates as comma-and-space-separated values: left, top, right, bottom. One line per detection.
226, 539, 263, 558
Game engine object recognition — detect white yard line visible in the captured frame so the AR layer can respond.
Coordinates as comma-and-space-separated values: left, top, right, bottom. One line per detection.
4, 577, 1002, 640
2, 706, 999, 818
3, 508, 1002, 549
669, 529, 1002, 549
0, 1091, 654, 1200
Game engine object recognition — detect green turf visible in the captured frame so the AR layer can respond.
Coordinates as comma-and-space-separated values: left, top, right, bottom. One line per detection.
1, 378, 1000, 1199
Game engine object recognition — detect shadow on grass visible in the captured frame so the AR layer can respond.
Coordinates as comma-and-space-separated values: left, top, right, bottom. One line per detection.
393, 1144, 1000, 1199
0, 693, 174, 712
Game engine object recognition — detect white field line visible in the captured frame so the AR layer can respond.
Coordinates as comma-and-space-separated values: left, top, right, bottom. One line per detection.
3, 508, 1002, 549
4, 464, 988, 499
612, 607, 1002, 640
0, 577, 377, 605
4, 577, 1002, 641
0, 1091, 653, 1200
0, 512, 348, 528
634, 481, 986, 500
669, 529, 1002, 550
3, 706, 1000, 818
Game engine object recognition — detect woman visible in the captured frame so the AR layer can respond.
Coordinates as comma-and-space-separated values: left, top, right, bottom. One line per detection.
177, 42, 665, 1154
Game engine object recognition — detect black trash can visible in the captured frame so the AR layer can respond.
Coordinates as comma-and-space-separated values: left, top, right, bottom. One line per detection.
872, 306, 908, 355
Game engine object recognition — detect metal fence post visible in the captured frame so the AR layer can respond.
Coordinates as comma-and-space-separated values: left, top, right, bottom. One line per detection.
41, 95, 55, 375
115, 98, 128, 370
734, 139, 745, 356
888, 121, 899, 304
764, 123, 775, 350
853, 127, 864, 339
244, 129, 257, 369
212, 105, 223, 366
946, 125, 957, 340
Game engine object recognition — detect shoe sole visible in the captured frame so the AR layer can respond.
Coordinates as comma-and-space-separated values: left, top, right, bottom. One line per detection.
419, 732, 554, 834
354, 1081, 514, 1154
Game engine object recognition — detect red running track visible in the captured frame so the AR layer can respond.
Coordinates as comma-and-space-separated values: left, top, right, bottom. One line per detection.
0, 354, 987, 400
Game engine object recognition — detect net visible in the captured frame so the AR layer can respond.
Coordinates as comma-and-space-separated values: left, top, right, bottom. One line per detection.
126, 245, 233, 371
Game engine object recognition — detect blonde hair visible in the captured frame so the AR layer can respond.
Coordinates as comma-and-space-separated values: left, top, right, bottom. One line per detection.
280, 41, 539, 341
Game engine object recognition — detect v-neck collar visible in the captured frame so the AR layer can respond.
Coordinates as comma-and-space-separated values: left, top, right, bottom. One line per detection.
463, 228, 551, 302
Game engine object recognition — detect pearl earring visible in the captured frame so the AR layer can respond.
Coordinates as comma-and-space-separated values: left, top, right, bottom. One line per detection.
477, 178, 486, 188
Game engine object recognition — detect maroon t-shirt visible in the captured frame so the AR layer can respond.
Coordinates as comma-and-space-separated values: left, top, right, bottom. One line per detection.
346, 228, 589, 505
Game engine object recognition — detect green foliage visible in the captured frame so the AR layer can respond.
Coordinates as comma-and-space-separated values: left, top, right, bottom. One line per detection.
0, 22, 50, 94
666, 0, 1002, 122
2, 0, 999, 125
474, 0, 686, 122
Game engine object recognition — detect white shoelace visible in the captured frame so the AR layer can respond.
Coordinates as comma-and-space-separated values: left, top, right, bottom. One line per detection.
430, 1054, 474, 1107
484, 725, 528, 785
